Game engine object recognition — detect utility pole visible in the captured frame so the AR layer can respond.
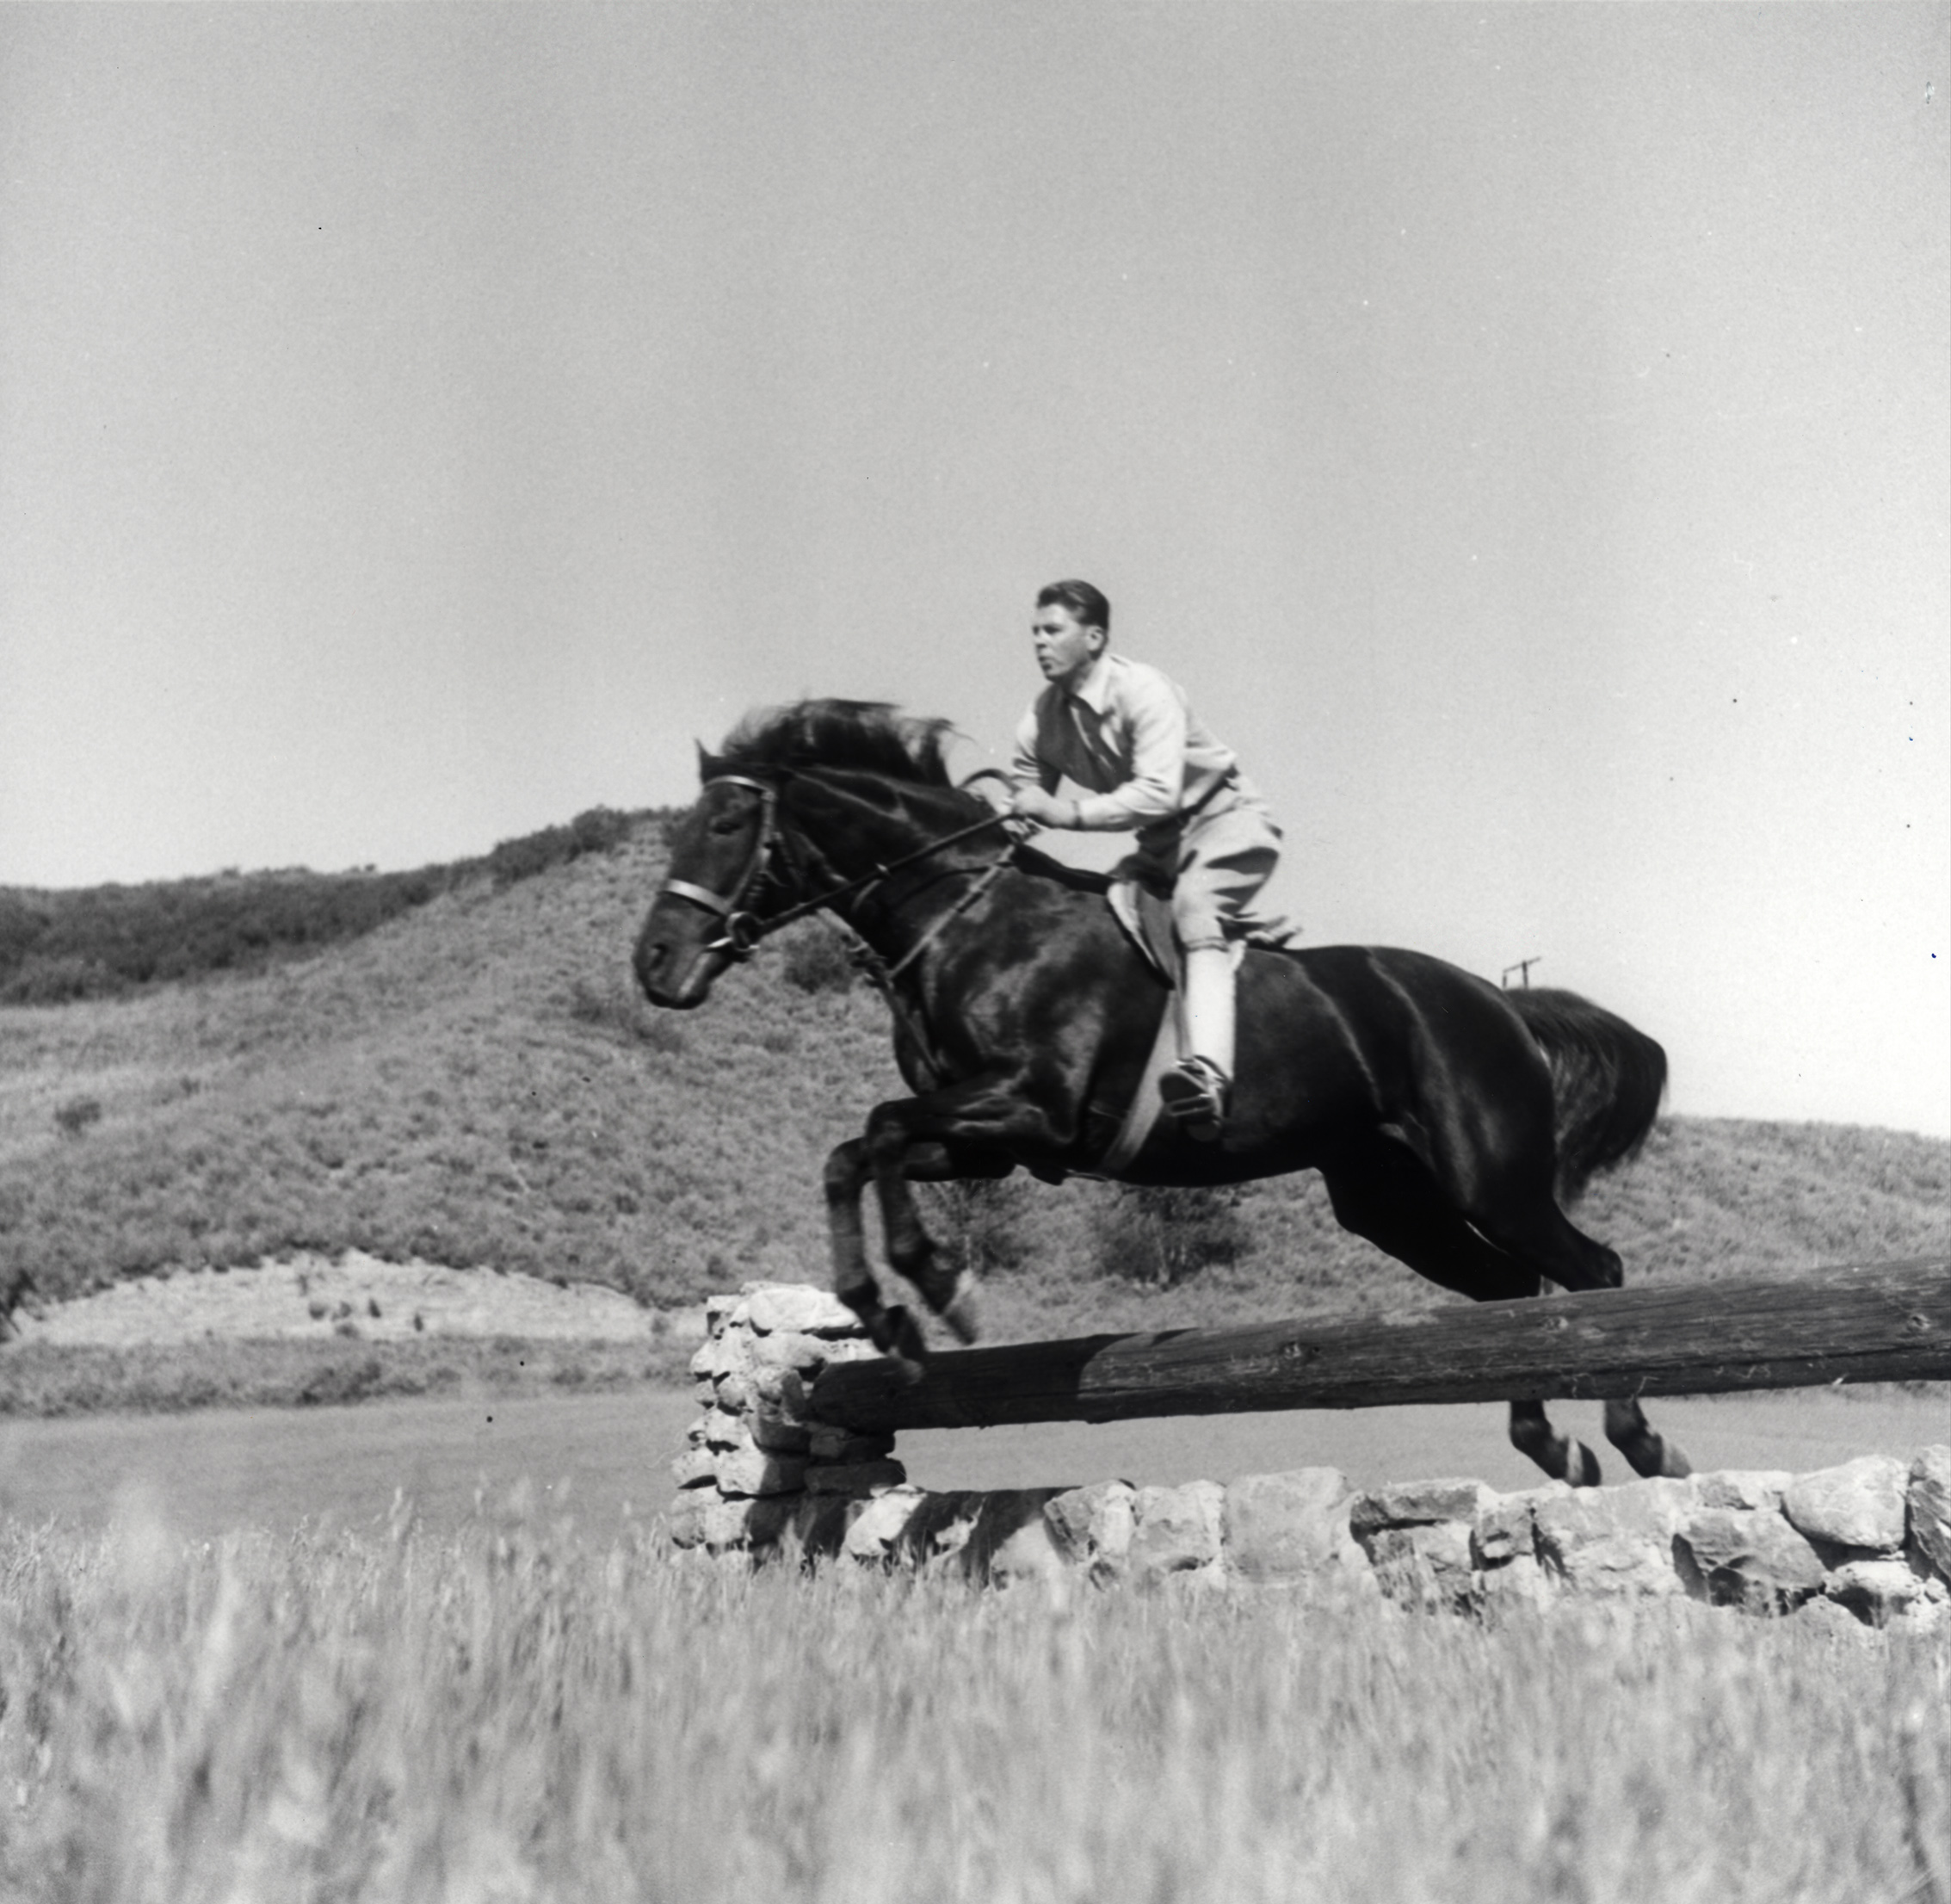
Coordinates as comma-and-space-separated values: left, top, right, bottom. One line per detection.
1501, 956, 1542, 990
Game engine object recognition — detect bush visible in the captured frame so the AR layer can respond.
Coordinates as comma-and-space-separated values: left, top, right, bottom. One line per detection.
780, 924, 857, 995
3, 955, 127, 1005
53, 1097, 103, 1140
921, 1178, 1034, 1283
1091, 1184, 1250, 1289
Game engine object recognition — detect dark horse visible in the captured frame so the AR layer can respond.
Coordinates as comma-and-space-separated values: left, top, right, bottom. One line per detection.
635, 701, 1687, 1487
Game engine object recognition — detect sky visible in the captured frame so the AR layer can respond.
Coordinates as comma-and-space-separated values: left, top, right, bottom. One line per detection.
1, 4, 1945, 1138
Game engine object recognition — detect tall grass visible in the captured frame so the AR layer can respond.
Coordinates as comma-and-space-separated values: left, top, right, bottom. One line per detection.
1, 1511, 1946, 1903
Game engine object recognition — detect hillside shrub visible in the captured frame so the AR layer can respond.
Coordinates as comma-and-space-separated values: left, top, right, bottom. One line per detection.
1092, 1184, 1250, 1289
52, 1097, 102, 1141
490, 808, 637, 890
781, 924, 857, 995
3, 955, 127, 1005
921, 1178, 1035, 1283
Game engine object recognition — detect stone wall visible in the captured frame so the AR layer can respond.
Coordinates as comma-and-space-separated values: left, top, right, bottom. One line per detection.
671, 1283, 1951, 1630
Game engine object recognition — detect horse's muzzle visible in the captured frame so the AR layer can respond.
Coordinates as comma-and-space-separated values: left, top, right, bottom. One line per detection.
633, 924, 721, 1010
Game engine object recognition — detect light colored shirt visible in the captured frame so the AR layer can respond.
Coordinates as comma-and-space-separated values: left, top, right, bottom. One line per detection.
1011, 652, 1244, 833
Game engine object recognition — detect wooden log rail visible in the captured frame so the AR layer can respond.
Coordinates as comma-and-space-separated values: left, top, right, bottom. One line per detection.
807, 1258, 1951, 1437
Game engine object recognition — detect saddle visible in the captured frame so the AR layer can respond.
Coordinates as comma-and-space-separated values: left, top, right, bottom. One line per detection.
1005, 844, 1293, 1177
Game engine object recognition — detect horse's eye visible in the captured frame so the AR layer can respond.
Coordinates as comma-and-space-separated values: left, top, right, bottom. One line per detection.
709, 816, 745, 838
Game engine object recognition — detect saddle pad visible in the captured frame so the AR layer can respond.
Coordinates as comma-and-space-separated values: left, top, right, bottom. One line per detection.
1106, 880, 1248, 984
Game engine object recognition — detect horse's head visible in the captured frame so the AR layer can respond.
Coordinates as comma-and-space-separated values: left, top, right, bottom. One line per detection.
634, 771, 786, 1009
636, 700, 989, 1008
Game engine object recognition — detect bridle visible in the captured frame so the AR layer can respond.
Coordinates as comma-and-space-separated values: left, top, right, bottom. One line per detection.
658, 775, 785, 962
660, 772, 1012, 965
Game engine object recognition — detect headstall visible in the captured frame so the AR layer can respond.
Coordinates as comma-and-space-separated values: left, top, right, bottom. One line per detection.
658, 773, 1012, 965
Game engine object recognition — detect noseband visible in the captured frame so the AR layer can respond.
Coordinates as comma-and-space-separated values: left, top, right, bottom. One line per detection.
658, 775, 782, 961
658, 772, 1011, 963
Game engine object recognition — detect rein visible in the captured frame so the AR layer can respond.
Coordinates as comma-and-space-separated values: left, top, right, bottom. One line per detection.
664, 772, 1015, 965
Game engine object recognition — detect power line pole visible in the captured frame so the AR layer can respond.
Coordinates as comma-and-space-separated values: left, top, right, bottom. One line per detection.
1501, 956, 1541, 990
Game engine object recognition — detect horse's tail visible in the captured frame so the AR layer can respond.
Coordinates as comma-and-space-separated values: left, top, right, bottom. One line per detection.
1505, 987, 1667, 1204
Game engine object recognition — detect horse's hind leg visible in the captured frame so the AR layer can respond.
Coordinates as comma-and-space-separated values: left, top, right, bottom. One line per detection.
1320, 1141, 1605, 1487
1603, 1397, 1691, 1479
1454, 1169, 1693, 1479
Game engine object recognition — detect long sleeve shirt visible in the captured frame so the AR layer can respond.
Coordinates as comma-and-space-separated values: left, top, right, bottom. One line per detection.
1010, 652, 1243, 833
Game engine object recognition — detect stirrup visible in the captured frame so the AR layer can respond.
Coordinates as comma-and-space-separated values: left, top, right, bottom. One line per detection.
1159, 1057, 1230, 1142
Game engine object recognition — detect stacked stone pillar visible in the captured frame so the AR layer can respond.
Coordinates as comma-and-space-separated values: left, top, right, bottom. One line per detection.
669, 1282, 907, 1557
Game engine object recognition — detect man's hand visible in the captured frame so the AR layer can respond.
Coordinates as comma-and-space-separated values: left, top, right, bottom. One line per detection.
1009, 787, 1071, 829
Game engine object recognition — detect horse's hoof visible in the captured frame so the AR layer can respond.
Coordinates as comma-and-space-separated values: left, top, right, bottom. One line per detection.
1568, 1443, 1602, 1488
941, 1276, 982, 1345
868, 1304, 929, 1370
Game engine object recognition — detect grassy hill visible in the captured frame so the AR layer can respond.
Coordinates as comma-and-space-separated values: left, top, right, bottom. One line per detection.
3, 818, 1946, 1369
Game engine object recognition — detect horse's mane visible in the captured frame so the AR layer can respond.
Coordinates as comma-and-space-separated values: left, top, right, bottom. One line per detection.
706, 699, 960, 789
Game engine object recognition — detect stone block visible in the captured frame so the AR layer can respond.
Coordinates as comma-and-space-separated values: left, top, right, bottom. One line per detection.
713, 1369, 759, 1417
1532, 1478, 1691, 1599
703, 1292, 741, 1336
896, 1491, 988, 1564
1221, 1468, 1355, 1582
1824, 1557, 1935, 1627
745, 1330, 835, 1378
1692, 1470, 1794, 1513
700, 1406, 752, 1451
1360, 1521, 1477, 1613
925, 1490, 1076, 1583
1907, 1447, 1951, 1582
1350, 1476, 1494, 1535
1473, 1486, 1565, 1567
988, 1516, 1069, 1586
842, 1487, 925, 1563
712, 1445, 808, 1499
744, 1283, 865, 1338
808, 1424, 898, 1463
1673, 1507, 1825, 1612
1044, 1481, 1138, 1578
784, 1493, 855, 1561
805, 1458, 907, 1495
1479, 1550, 1555, 1612
1784, 1456, 1909, 1554
750, 1410, 812, 1455
670, 1446, 718, 1491
688, 1334, 738, 1382
753, 1365, 808, 1413
1130, 1481, 1225, 1579
667, 1491, 709, 1549
725, 1494, 801, 1554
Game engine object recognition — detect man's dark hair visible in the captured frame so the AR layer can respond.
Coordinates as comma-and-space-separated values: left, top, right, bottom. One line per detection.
1037, 579, 1110, 634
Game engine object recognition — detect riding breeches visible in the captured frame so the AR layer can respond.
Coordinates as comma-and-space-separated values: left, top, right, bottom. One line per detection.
1127, 792, 1283, 952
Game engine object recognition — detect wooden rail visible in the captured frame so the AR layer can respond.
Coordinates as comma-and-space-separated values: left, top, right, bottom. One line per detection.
806, 1258, 1951, 1436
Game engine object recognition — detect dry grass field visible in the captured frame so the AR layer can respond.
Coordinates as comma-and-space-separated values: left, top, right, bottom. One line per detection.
3, 1507, 1947, 1904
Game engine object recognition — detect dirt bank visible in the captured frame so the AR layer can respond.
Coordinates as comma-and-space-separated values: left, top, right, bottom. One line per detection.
9, 1252, 697, 1348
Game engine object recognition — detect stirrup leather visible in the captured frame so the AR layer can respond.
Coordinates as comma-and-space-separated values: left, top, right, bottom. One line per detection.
1158, 1056, 1230, 1141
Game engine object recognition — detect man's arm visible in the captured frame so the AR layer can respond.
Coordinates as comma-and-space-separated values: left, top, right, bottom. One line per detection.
1009, 702, 1059, 794
1071, 668, 1186, 829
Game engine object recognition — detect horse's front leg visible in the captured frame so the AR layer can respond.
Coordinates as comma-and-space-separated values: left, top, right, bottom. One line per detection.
822, 1134, 928, 1362
861, 1075, 1069, 1347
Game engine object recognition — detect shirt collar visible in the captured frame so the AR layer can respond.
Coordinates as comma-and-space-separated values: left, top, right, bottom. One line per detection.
1065, 651, 1119, 714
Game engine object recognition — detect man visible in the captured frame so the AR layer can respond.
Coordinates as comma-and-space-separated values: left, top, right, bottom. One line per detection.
1008, 579, 1282, 1140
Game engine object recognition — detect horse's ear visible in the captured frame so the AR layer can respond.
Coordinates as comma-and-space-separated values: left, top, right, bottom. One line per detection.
695, 743, 719, 783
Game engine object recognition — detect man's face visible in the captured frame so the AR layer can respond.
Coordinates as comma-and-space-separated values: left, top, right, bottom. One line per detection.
1031, 603, 1102, 689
